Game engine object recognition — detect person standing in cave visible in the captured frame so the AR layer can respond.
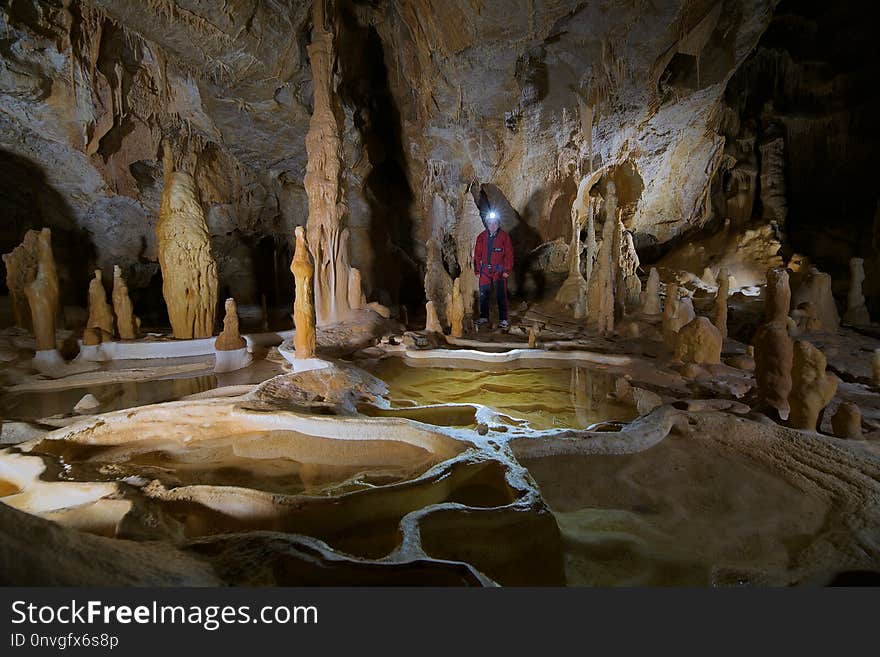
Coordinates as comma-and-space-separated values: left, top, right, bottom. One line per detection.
473, 211, 514, 329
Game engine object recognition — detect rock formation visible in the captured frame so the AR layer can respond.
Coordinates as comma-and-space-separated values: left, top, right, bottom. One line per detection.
555, 174, 597, 317
348, 267, 367, 311
424, 239, 453, 330
112, 266, 140, 340
874, 350, 880, 387
714, 268, 730, 339
788, 340, 838, 431
215, 299, 247, 351
831, 402, 862, 440
755, 268, 794, 418
662, 284, 694, 346
528, 324, 540, 349
844, 257, 870, 325
305, 0, 351, 326
291, 226, 317, 360
86, 269, 114, 338
791, 266, 839, 332
23, 229, 60, 352
675, 317, 722, 365
641, 267, 662, 314
621, 230, 641, 311
2, 229, 41, 330
425, 301, 442, 333
448, 277, 465, 338
156, 141, 219, 339
588, 213, 615, 335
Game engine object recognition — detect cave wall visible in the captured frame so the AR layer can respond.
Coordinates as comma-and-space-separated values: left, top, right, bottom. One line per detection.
0, 0, 786, 325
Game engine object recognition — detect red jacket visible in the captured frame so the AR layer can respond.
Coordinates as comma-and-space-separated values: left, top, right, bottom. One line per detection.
473, 228, 514, 285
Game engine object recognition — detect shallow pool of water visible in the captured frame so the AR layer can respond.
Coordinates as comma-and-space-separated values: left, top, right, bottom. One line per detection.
365, 358, 636, 430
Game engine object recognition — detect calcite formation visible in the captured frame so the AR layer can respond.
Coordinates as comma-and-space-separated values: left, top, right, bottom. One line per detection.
831, 402, 862, 440
791, 266, 839, 332
588, 215, 615, 335
874, 349, 880, 387
215, 299, 246, 351
156, 142, 219, 339
2, 230, 41, 330
86, 270, 115, 337
620, 230, 641, 311
112, 266, 140, 340
641, 267, 662, 314
755, 268, 793, 417
675, 317, 722, 365
425, 301, 442, 334
304, 0, 351, 326
788, 340, 838, 431
424, 239, 453, 330
714, 268, 730, 339
448, 277, 466, 338
662, 284, 694, 346
291, 226, 317, 360
844, 257, 870, 325
23, 229, 60, 352
348, 268, 367, 311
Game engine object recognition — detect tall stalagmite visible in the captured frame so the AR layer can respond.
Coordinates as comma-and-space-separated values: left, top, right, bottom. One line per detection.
23, 229, 60, 351
844, 257, 870, 325
86, 269, 114, 337
112, 266, 140, 340
156, 141, 218, 339
291, 226, 317, 360
755, 268, 794, 418
714, 268, 730, 339
215, 298, 247, 351
304, 0, 350, 326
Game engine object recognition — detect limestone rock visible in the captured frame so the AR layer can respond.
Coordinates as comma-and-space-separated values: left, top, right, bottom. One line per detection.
831, 402, 862, 440
791, 266, 839, 332
86, 269, 115, 337
215, 298, 247, 351
874, 349, 880, 387
641, 267, 662, 314
23, 229, 60, 352
112, 266, 140, 340
621, 230, 641, 311
291, 226, 317, 360
701, 267, 717, 287
528, 324, 540, 349
791, 301, 821, 333
788, 340, 838, 431
675, 317, 722, 364
662, 284, 694, 347
82, 327, 102, 346
844, 257, 870, 325
157, 142, 219, 339
73, 394, 100, 414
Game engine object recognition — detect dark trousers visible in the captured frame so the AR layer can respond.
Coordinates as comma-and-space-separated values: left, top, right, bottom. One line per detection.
479, 278, 508, 322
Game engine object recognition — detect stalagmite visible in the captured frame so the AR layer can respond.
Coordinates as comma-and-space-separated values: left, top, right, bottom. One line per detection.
215, 299, 246, 351
156, 141, 219, 339
348, 267, 367, 311
675, 316, 722, 365
714, 268, 729, 339
788, 340, 838, 431
662, 284, 694, 346
831, 402, 862, 440
556, 174, 597, 317
641, 267, 661, 314
588, 212, 615, 335
291, 226, 317, 360
621, 229, 641, 311
425, 301, 443, 333
755, 268, 793, 418
874, 349, 880, 387
112, 266, 140, 340
449, 277, 466, 338
304, 0, 351, 326
528, 323, 540, 349
844, 257, 870, 325
701, 267, 717, 287
584, 198, 597, 288
791, 266, 839, 332
2, 229, 41, 330
424, 239, 453, 330
86, 269, 114, 337
23, 229, 60, 352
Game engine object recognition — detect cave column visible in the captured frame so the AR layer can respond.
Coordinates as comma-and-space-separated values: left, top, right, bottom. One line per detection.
304, 0, 350, 326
